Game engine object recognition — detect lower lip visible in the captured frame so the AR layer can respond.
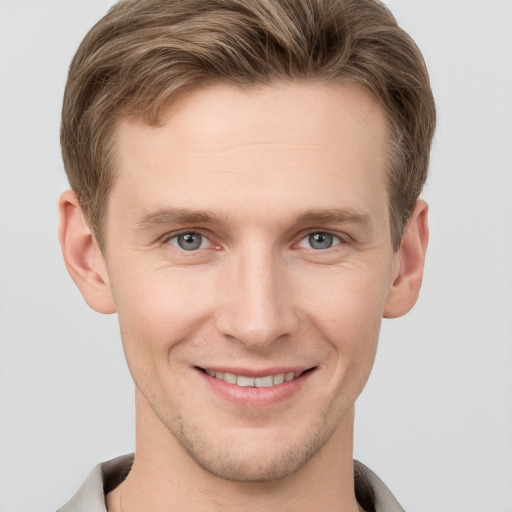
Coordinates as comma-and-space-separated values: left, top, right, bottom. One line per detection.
196, 369, 314, 408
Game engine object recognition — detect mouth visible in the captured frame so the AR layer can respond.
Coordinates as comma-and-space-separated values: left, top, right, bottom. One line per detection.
196, 366, 317, 408
196, 367, 314, 388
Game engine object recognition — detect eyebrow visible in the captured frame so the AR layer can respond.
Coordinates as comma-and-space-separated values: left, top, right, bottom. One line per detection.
293, 208, 372, 226
132, 207, 372, 231
132, 208, 226, 231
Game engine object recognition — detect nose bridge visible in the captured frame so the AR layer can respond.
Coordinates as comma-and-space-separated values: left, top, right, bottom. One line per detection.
217, 242, 296, 348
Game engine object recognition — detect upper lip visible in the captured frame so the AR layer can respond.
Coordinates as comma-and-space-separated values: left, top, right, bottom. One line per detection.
196, 366, 315, 377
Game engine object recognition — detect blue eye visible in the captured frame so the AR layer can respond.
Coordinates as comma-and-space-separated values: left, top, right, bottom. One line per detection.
298, 232, 341, 250
169, 232, 207, 251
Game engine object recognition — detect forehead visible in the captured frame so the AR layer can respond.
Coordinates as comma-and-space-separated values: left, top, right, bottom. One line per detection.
112, 81, 390, 225
120, 81, 388, 158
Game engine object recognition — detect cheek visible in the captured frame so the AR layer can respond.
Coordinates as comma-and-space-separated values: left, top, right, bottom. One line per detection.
297, 263, 391, 336
110, 264, 218, 368
295, 264, 390, 384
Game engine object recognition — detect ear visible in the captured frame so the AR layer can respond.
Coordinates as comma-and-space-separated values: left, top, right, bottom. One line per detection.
383, 200, 429, 319
58, 189, 116, 314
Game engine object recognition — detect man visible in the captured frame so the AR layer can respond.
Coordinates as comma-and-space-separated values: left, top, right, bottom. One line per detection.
57, 0, 435, 510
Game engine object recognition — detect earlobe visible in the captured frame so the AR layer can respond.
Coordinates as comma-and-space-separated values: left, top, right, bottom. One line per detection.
383, 200, 429, 319
58, 189, 116, 314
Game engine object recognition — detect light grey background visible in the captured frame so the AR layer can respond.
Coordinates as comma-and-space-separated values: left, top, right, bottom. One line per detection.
0, 1, 511, 511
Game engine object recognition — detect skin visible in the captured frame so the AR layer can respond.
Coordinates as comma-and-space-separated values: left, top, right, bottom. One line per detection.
59, 81, 428, 512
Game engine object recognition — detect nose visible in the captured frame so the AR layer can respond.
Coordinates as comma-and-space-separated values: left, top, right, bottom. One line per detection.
215, 246, 299, 350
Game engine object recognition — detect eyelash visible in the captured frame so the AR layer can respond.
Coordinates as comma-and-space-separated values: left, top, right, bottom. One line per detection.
164, 231, 218, 252
296, 231, 344, 250
163, 230, 346, 252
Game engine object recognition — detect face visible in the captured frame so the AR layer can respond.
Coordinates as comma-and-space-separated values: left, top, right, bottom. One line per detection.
103, 82, 399, 481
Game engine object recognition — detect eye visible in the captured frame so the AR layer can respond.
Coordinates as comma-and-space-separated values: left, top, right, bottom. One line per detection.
168, 232, 210, 251
298, 232, 341, 250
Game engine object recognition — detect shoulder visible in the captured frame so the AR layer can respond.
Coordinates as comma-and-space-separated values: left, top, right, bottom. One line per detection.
354, 460, 406, 512
57, 454, 134, 512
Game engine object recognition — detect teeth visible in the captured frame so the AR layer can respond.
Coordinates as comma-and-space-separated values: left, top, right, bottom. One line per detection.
285, 372, 295, 382
224, 372, 237, 384
237, 375, 255, 387
255, 375, 274, 388
204, 369, 303, 387
273, 373, 285, 385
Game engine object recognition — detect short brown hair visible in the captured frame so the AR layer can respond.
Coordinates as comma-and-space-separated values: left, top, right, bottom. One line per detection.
61, 0, 436, 251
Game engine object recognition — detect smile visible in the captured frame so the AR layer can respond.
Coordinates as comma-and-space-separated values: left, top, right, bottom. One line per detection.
201, 369, 305, 388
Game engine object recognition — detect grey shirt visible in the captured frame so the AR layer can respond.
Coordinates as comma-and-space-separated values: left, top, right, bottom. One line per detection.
58, 454, 405, 512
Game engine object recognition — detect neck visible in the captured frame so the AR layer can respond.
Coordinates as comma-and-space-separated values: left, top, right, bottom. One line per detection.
107, 393, 361, 512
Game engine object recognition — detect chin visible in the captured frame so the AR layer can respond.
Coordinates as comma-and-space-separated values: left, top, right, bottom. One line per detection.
164, 409, 339, 483
180, 433, 326, 482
